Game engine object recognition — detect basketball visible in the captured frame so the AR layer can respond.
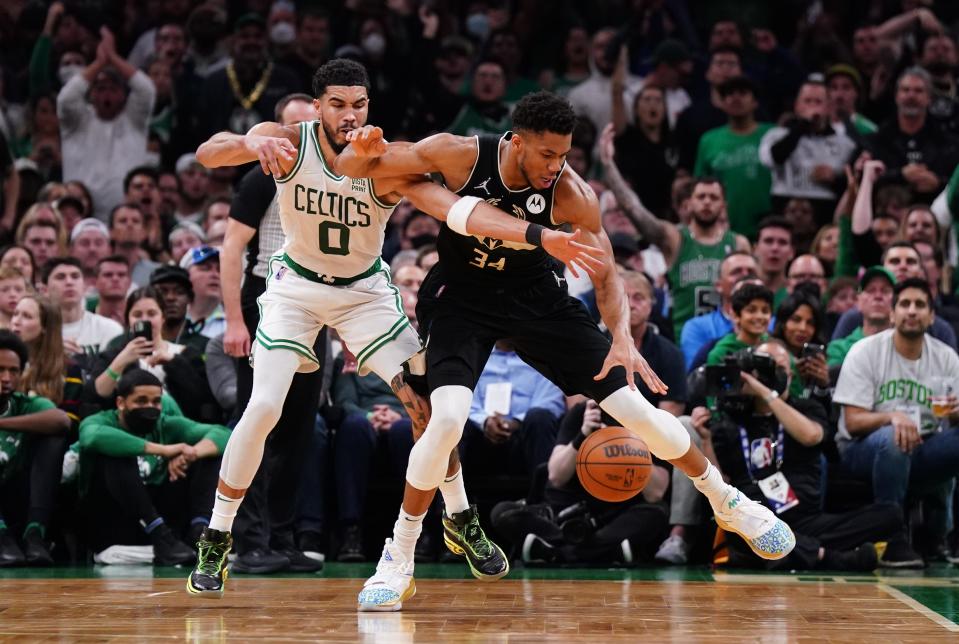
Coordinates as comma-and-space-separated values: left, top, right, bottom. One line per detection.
575, 426, 652, 502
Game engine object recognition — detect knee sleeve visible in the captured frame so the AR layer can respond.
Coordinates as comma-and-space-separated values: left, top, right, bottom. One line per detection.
598, 387, 691, 461
405, 385, 472, 490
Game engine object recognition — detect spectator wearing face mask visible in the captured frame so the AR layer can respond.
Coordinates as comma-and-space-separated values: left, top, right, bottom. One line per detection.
78, 369, 229, 566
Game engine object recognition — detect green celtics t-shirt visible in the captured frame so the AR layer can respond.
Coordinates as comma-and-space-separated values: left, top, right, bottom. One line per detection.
834, 329, 959, 441
694, 123, 774, 239
667, 227, 738, 338
0, 393, 56, 479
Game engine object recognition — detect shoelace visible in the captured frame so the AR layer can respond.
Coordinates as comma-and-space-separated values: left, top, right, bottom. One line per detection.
464, 520, 493, 557
196, 542, 228, 576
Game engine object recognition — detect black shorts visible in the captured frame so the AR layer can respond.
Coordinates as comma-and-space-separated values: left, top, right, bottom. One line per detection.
415, 266, 629, 401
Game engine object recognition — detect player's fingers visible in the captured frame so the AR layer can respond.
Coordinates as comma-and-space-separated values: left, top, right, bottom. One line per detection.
594, 359, 612, 382
624, 364, 637, 390
576, 250, 605, 267
570, 240, 605, 258
566, 260, 580, 279
258, 156, 270, 175
577, 257, 597, 275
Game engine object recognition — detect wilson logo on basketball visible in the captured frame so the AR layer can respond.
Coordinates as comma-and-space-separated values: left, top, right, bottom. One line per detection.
603, 444, 649, 459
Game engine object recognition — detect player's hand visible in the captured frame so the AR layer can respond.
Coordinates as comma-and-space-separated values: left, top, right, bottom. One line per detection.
889, 412, 921, 454
224, 321, 251, 358
542, 229, 604, 279
345, 125, 387, 158
595, 335, 668, 394
245, 134, 296, 176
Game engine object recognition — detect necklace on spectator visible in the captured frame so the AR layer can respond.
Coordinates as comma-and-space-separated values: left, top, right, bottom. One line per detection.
226, 62, 274, 110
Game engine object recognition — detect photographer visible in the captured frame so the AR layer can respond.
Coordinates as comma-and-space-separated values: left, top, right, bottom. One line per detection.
710, 340, 906, 571
490, 400, 670, 566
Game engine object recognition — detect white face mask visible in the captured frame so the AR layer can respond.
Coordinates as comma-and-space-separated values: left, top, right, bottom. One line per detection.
466, 13, 490, 40
362, 33, 387, 58
59, 64, 84, 85
270, 21, 296, 45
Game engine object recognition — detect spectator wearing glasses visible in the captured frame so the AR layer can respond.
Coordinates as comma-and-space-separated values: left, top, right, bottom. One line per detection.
785, 254, 827, 296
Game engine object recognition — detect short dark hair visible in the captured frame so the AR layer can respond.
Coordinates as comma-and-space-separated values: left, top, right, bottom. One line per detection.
96, 254, 130, 275
893, 277, 933, 307
116, 368, 163, 397
123, 166, 158, 194
512, 91, 577, 136
108, 203, 144, 229
312, 58, 370, 98
731, 282, 774, 315
41, 256, 83, 285
691, 176, 726, 196
297, 7, 329, 27
710, 45, 741, 62
757, 215, 794, 239
274, 92, 314, 121
881, 240, 920, 263
0, 329, 28, 370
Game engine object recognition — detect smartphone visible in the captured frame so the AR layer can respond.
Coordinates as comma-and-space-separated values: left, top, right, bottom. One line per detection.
132, 320, 152, 342
801, 342, 825, 359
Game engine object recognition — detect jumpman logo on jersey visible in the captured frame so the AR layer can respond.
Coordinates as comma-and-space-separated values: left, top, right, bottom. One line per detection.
553, 272, 565, 288
473, 177, 492, 195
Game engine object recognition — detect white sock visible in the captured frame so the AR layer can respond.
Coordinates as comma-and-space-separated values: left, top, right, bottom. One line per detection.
438, 467, 469, 515
392, 508, 425, 560
209, 492, 242, 533
691, 463, 732, 506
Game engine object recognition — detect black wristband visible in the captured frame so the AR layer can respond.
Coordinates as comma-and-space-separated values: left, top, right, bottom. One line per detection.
571, 431, 587, 450
525, 223, 546, 247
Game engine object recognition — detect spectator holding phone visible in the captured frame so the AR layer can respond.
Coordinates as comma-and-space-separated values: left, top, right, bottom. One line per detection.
772, 290, 830, 399
92, 287, 217, 422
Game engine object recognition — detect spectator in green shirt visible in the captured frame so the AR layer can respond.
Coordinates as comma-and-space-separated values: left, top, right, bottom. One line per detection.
707, 283, 774, 366
0, 330, 71, 567
79, 369, 230, 566
694, 76, 774, 240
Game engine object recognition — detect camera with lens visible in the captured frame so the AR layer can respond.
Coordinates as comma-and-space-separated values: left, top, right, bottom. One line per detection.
704, 348, 788, 417
556, 501, 600, 545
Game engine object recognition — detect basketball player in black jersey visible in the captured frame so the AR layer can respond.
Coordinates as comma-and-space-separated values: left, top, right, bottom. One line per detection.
337, 92, 796, 611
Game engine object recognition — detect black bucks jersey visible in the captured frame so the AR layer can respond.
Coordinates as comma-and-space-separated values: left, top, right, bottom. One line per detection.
437, 132, 565, 287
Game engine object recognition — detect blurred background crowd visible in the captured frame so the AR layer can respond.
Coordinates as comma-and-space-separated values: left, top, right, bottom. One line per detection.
1, 0, 959, 574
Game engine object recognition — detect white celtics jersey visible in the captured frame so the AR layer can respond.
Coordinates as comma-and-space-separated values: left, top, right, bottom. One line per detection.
273, 120, 396, 278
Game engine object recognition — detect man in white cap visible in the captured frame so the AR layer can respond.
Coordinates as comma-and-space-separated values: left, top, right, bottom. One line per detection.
169, 221, 207, 265
69, 218, 112, 294
174, 153, 210, 224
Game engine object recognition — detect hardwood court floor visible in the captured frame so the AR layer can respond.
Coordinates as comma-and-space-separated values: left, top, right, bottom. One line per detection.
1, 565, 959, 642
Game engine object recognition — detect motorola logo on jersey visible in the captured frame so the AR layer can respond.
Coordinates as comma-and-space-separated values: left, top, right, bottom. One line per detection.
526, 193, 546, 214
293, 184, 372, 227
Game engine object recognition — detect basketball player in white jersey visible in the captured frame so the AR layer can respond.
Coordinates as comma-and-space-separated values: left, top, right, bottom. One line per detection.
185, 60, 603, 597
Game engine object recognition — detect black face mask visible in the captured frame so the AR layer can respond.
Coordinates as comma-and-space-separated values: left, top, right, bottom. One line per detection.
409, 233, 437, 249
124, 407, 161, 435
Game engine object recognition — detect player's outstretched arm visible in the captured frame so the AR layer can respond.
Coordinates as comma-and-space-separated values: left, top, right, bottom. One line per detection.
555, 177, 667, 395
397, 177, 604, 277
333, 128, 471, 179
195, 122, 298, 176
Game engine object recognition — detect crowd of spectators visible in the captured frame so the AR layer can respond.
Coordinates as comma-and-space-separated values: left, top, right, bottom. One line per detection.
1, 0, 959, 572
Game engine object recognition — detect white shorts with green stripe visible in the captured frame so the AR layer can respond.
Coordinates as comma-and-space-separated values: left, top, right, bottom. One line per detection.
254, 257, 421, 382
